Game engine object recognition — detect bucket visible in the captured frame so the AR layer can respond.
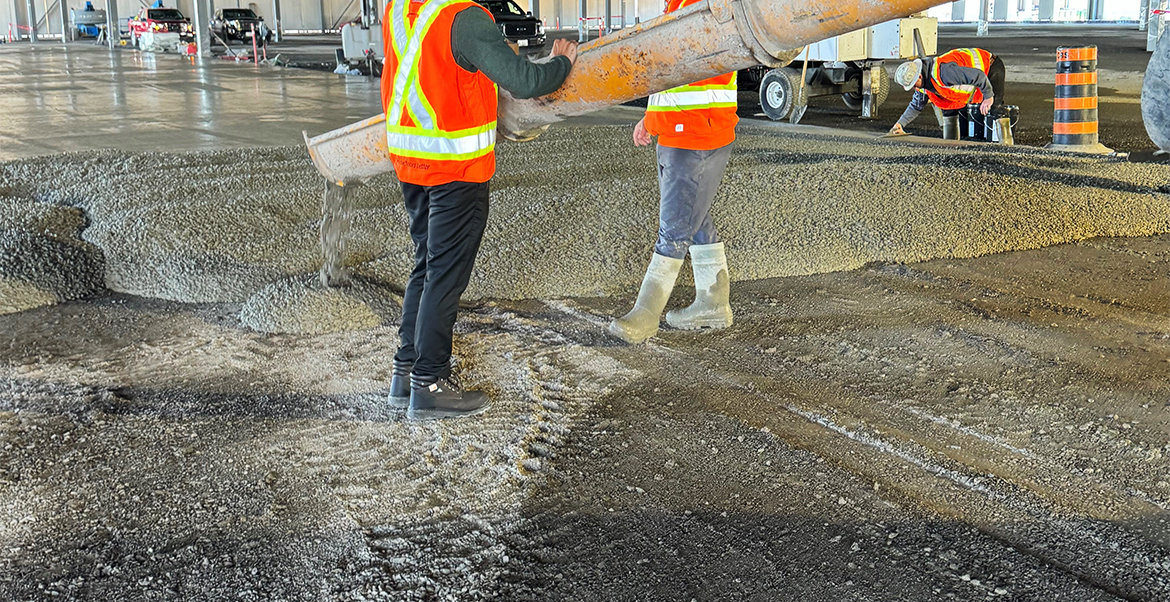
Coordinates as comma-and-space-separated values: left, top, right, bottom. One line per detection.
941, 114, 960, 140
960, 104, 988, 141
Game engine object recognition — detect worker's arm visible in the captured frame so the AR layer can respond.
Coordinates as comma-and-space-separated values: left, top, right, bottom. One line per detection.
451, 8, 573, 99
895, 90, 930, 129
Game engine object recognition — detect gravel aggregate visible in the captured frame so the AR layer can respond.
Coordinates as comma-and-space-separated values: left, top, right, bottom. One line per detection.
2, 127, 1169, 325
239, 275, 401, 334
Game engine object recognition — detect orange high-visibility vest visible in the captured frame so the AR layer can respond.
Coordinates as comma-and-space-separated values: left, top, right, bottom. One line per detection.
381, 0, 498, 186
921, 48, 994, 111
643, 0, 738, 150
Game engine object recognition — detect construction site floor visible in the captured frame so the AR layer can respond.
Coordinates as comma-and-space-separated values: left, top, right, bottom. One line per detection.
1, 23, 1169, 602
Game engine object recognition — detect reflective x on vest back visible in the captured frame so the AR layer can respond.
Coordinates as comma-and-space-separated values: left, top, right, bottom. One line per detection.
385, 0, 497, 161
930, 48, 988, 101
646, 73, 738, 112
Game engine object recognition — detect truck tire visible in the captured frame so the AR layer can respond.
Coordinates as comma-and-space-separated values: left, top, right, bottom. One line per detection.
759, 68, 800, 121
874, 66, 891, 108
842, 66, 891, 111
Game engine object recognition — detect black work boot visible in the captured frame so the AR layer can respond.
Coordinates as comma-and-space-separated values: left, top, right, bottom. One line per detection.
407, 374, 491, 421
388, 359, 412, 409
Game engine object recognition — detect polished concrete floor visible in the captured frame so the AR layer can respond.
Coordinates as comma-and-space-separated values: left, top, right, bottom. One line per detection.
0, 43, 383, 160
1, 23, 1157, 162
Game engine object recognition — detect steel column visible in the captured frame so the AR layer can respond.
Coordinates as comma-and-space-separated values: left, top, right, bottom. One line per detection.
991, 0, 1006, 20
531, 0, 539, 20
59, 0, 69, 41
603, 0, 610, 32
272, 0, 282, 41
193, 0, 212, 57
1088, 0, 1102, 20
25, 0, 37, 42
577, 0, 584, 40
104, 0, 117, 47
1039, 0, 1054, 21
976, 0, 989, 36
950, 0, 964, 21
1140, 0, 1150, 30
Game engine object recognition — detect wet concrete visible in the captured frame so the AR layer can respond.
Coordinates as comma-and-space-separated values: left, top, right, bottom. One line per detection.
1, 22, 1168, 602
1, 236, 1168, 600
4, 127, 1170, 327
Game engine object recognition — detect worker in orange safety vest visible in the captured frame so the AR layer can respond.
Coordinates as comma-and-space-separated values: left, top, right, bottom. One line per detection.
888, 47, 1007, 137
382, 0, 577, 419
608, 0, 737, 344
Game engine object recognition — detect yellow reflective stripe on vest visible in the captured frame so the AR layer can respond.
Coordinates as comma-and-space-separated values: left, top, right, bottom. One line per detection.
386, 0, 497, 161
387, 122, 497, 160
387, 0, 459, 129
931, 59, 977, 99
647, 77, 737, 112
959, 48, 985, 72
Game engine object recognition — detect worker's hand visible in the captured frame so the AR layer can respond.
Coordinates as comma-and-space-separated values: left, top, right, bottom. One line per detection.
552, 39, 578, 65
888, 123, 905, 136
633, 118, 652, 147
979, 96, 994, 115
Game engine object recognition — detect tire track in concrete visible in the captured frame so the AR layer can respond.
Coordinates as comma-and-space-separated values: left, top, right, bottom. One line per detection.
542, 298, 1170, 601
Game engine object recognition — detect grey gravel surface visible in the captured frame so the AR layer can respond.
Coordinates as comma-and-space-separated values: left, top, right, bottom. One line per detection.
0, 190, 104, 314
1, 126, 1168, 600
239, 275, 402, 334
3, 126, 1170, 330
2, 235, 1169, 599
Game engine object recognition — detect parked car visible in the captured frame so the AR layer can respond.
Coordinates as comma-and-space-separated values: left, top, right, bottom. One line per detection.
127, 7, 193, 47
210, 8, 271, 44
476, 0, 544, 48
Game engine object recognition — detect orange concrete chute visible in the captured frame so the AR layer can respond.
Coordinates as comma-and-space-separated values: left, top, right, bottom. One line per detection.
304, 0, 953, 182
504, 0, 951, 140
302, 114, 391, 185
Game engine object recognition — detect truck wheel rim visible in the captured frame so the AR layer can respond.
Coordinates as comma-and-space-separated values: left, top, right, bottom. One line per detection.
766, 81, 786, 109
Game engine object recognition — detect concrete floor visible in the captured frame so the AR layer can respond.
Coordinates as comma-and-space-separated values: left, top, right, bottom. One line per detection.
0, 43, 382, 159
0, 23, 1158, 162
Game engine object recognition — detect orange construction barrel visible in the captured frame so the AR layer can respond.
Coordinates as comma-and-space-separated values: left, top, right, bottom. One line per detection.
1048, 45, 1112, 154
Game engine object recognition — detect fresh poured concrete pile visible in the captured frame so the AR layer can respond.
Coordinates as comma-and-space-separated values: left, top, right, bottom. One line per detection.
0, 189, 104, 315
239, 275, 402, 334
1, 127, 1169, 329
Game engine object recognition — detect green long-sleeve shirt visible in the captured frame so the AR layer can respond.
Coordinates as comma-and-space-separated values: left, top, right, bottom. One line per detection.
450, 7, 571, 99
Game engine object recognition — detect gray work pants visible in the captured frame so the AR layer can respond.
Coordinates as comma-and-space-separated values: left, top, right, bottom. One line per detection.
654, 143, 733, 259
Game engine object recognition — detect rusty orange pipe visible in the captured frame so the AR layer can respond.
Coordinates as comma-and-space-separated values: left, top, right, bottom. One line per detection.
499, 0, 951, 139
305, 0, 950, 182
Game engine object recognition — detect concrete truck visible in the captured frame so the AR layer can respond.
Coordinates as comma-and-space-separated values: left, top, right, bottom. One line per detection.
304, 0, 954, 184
745, 15, 937, 121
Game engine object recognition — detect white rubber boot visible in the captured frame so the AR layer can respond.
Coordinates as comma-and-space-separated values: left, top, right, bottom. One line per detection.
608, 253, 684, 344
666, 242, 733, 330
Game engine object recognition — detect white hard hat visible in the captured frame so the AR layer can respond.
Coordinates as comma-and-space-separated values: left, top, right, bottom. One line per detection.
895, 59, 923, 91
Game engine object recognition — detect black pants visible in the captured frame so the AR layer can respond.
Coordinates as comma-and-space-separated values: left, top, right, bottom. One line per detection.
941, 56, 1007, 118
987, 55, 1006, 107
394, 180, 490, 381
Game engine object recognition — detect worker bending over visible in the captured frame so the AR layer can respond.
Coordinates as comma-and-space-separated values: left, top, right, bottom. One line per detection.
888, 47, 1006, 136
382, 0, 577, 419
609, 0, 737, 344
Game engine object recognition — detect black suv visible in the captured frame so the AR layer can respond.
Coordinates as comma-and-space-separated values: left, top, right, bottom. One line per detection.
210, 8, 271, 44
477, 0, 544, 48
